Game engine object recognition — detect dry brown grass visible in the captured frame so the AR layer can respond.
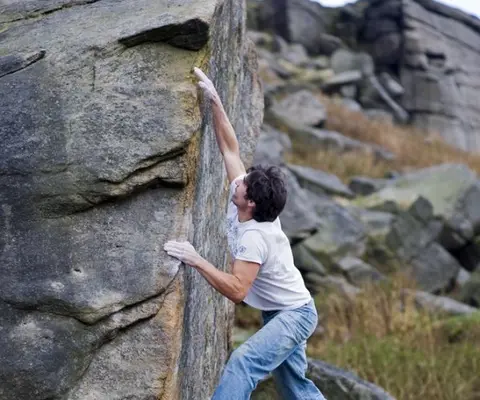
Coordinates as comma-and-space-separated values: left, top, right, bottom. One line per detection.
286, 145, 391, 181
286, 95, 480, 182
315, 274, 420, 342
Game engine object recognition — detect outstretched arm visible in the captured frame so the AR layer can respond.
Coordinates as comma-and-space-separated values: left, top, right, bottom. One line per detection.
164, 240, 259, 303
194, 67, 246, 183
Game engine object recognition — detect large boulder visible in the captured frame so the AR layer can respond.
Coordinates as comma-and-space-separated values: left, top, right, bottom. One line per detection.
279, 168, 323, 241
270, 90, 326, 127
361, 0, 480, 150
354, 164, 480, 250
385, 198, 461, 292
302, 196, 367, 269
334, 256, 385, 286
253, 124, 292, 166
0, 1, 263, 399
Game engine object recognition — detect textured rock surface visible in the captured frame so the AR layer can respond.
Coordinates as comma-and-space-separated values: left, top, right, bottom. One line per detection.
362, 0, 480, 150
0, 1, 263, 399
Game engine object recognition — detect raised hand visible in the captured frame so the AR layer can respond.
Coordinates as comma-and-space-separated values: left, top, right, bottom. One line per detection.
164, 240, 203, 267
194, 67, 220, 102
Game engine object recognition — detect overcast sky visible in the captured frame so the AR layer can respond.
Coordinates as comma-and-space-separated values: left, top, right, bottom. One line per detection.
318, 0, 480, 17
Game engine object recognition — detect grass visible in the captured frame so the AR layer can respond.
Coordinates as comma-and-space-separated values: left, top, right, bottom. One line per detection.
284, 95, 480, 183
307, 275, 480, 400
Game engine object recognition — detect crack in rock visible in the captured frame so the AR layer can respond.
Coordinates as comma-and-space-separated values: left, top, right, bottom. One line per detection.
119, 19, 210, 51
0, 50, 46, 78
1, 0, 103, 24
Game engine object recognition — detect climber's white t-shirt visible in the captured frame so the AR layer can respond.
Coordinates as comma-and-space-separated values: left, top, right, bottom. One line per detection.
226, 174, 312, 311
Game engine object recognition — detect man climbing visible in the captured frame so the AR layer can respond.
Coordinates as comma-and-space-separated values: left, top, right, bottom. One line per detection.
164, 67, 326, 400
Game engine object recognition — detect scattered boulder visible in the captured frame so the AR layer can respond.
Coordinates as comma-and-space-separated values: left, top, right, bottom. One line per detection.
279, 168, 322, 241
270, 90, 326, 127
248, 30, 275, 50
252, 358, 396, 399
410, 290, 478, 316
265, 109, 394, 161
295, 69, 335, 86
281, 43, 310, 67
361, 75, 409, 122
384, 198, 461, 292
322, 70, 363, 92
307, 359, 397, 400
292, 242, 328, 277
331, 49, 375, 77
456, 268, 472, 288
305, 274, 361, 299
257, 48, 297, 80
253, 124, 291, 166
315, 33, 345, 56
288, 164, 355, 198
354, 164, 480, 250
349, 208, 395, 238
302, 199, 367, 269
349, 176, 392, 196
305, 56, 331, 70
340, 84, 358, 99
334, 256, 385, 286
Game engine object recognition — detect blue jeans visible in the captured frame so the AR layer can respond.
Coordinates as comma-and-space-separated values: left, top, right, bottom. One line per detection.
212, 300, 326, 399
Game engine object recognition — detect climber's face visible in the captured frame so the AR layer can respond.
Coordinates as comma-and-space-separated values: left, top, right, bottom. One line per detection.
232, 175, 255, 212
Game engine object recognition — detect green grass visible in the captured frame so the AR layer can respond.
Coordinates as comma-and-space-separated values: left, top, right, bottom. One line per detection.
307, 277, 480, 400
308, 329, 480, 400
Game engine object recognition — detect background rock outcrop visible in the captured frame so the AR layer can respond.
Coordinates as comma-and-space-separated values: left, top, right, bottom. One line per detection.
0, 1, 262, 399
250, 0, 480, 151
361, 0, 480, 150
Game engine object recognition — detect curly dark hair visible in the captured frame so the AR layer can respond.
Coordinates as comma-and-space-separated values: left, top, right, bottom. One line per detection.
244, 165, 287, 222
